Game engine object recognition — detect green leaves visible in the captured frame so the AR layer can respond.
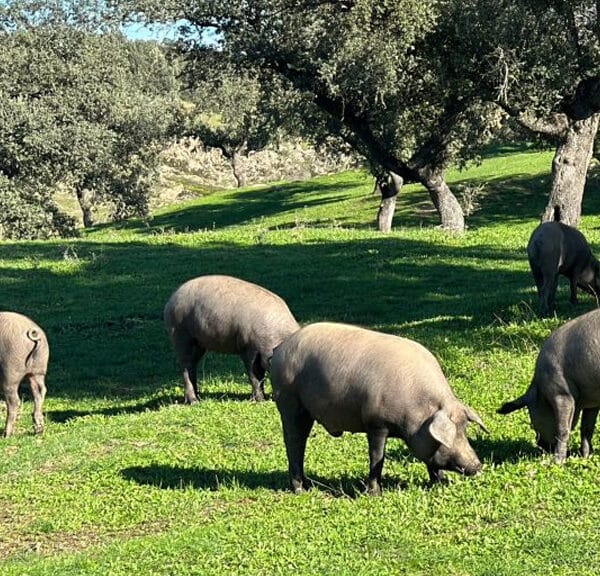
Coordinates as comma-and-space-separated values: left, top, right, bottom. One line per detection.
0, 11, 181, 237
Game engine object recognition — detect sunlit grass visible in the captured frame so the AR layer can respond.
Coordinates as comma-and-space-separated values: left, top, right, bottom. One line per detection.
2, 148, 600, 574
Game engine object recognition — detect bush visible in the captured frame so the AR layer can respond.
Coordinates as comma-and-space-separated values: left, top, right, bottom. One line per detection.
0, 178, 78, 240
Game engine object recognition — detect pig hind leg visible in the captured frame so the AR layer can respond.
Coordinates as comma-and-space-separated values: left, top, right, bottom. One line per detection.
530, 261, 554, 316
539, 272, 559, 316
2, 379, 21, 438
580, 408, 599, 458
29, 374, 47, 434
568, 275, 579, 304
277, 396, 314, 493
366, 429, 388, 495
241, 350, 266, 402
530, 263, 544, 297
173, 331, 204, 404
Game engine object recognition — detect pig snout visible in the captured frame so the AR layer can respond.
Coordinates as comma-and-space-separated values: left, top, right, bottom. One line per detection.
454, 443, 483, 476
431, 440, 482, 478
443, 453, 482, 476
460, 458, 482, 476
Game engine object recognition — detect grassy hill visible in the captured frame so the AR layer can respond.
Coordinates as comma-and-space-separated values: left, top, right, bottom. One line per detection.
2, 147, 600, 574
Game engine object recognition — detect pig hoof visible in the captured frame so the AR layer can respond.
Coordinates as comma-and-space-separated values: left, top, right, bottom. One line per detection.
292, 484, 306, 494
291, 476, 309, 493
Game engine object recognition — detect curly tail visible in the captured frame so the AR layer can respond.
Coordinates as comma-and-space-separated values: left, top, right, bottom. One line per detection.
25, 328, 41, 367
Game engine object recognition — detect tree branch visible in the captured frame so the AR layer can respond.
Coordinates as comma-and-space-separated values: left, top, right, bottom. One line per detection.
265, 54, 419, 181
496, 101, 569, 138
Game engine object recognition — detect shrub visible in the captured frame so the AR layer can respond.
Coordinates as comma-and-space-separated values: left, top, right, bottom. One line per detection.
0, 178, 78, 240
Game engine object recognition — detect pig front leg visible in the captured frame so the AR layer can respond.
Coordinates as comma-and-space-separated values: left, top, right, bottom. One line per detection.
427, 465, 446, 483
580, 408, 599, 458
551, 394, 575, 463
366, 430, 388, 495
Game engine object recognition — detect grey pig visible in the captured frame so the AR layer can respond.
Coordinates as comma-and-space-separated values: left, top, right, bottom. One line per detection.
270, 322, 487, 494
498, 308, 600, 463
527, 221, 600, 316
0, 311, 49, 437
164, 275, 299, 403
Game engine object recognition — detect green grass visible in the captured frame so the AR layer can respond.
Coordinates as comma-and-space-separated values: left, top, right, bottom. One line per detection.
3, 147, 600, 574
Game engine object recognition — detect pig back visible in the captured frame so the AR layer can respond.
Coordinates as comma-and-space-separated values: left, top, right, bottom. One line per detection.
0, 311, 49, 376
528, 222, 592, 271
165, 275, 298, 354
536, 309, 600, 405
271, 322, 454, 434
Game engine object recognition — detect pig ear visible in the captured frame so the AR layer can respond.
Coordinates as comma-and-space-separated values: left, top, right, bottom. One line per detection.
464, 406, 490, 434
428, 410, 457, 448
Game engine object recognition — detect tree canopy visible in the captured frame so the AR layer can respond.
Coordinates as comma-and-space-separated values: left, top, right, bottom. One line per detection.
439, 0, 600, 225
130, 0, 600, 230
0, 2, 181, 237
126, 0, 507, 231
4, 0, 600, 237
182, 53, 296, 188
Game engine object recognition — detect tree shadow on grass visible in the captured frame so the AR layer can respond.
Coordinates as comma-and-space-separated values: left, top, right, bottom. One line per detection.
107, 179, 362, 235
0, 232, 575, 405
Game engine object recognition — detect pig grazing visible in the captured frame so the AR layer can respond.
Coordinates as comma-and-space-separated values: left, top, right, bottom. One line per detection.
270, 322, 487, 494
164, 275, 299, 403
499, 308, 600, 462
527, 221, 600, 316
0, 312, 49, 438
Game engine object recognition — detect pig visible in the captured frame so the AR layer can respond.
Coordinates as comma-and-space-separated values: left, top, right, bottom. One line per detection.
498, 308, 600, 463
270, 322, 488, 494
164, 275, 300, 403
0, 311, 49, 438
527, 221, 600, 316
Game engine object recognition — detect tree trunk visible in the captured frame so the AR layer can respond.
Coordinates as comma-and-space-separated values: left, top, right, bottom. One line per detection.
375, 172, 403, 232
76, 187, 96, 228
418, 166, 465, 232
541, 115, 600, 226
231, 143, 248, 188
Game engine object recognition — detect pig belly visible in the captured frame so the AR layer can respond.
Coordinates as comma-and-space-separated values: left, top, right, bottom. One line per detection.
577, 385, 600, 408
301, 394, 367, 435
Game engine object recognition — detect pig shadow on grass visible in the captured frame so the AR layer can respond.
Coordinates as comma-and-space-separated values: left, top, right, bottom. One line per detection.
121, 464, 402, 498
45, 390, 252, 425
44, 393, 182, 424
386, 436, 539, 471
471, 437, 539, 465
122, 464, 291, 492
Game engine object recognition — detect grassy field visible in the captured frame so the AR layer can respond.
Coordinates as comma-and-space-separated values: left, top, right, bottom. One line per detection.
2, 147, 600, 574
